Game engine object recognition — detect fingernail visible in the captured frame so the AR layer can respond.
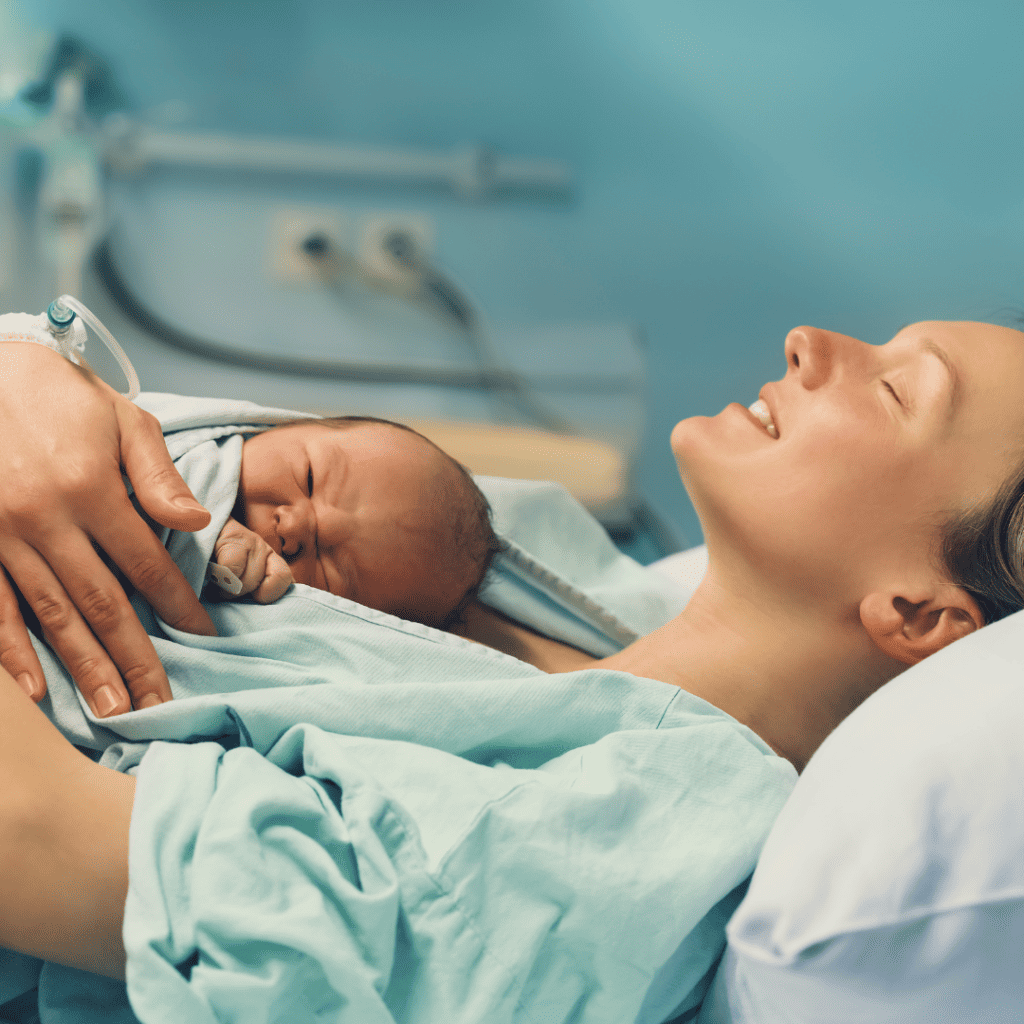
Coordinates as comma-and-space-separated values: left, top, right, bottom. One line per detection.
93, 684, 121, 717
18, 673, 40, 700
174, 496, 206, 512
138, 693, 162, 709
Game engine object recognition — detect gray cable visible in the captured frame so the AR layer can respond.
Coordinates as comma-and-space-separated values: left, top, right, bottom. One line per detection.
94, 238, 619, 409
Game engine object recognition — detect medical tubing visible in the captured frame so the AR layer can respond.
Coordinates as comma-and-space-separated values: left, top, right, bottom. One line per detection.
378, 232, 571, 432
56, 294, 141, 400
421, 264, 573, 433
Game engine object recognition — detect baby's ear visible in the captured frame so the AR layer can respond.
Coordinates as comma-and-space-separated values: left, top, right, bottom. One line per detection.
860, 586, 983, 665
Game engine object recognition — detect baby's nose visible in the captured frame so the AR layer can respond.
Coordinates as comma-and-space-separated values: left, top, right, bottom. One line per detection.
276, 503, 314, 556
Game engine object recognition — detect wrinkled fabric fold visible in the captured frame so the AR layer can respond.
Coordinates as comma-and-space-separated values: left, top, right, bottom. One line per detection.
123, 716, 793, 1024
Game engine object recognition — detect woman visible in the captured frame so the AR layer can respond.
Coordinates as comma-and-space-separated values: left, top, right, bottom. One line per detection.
457, 318, 1024, 769
1, 319, 1023, 1008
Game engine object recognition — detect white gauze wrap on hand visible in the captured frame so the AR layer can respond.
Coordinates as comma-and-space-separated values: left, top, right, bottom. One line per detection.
0, 311, 87, 364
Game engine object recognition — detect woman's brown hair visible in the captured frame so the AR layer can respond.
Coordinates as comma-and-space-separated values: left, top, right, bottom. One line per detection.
935, 309, 1024, 625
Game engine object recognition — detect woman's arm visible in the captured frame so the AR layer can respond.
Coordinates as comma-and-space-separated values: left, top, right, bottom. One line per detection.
0, 664, 133, 980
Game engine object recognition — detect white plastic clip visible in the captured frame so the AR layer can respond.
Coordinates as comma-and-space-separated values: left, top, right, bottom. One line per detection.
206, 562, 244, 596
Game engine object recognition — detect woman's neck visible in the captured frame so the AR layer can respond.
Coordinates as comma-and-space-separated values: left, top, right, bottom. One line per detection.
599, 573, 899, 772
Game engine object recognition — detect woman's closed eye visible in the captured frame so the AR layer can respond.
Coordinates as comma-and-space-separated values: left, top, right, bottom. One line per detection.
882, 380, 903, 406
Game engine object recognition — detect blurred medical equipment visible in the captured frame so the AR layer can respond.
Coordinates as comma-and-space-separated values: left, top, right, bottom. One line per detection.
0, 32, 681, 555
92, 233, 571, 431
2, 35, 569, 332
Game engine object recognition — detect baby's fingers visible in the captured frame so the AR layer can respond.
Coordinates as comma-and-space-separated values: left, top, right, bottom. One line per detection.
213, 540, 253, 591
253, 552, 294, 604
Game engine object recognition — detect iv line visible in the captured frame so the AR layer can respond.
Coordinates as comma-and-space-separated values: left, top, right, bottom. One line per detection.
47, 293, 141, 400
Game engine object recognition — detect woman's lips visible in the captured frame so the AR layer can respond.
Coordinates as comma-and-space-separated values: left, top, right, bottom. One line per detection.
741, 397, 778, 438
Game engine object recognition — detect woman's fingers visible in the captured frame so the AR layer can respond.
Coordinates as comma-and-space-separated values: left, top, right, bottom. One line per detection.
5, 535, 172, 716
88, 490, 216, 638
113, 400, 215, 635
0, 569, 48, 702
119, 404, 212, 532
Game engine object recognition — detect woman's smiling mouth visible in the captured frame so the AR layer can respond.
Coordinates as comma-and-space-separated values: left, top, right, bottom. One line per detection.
748, 398, 779, 438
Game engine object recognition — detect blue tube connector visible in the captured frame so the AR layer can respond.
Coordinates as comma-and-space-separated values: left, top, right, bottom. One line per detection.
46, 298, 76, 332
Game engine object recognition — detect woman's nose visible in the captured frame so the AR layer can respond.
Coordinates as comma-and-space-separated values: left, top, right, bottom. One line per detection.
783, 326, 849, 391
275, 502, 314, 557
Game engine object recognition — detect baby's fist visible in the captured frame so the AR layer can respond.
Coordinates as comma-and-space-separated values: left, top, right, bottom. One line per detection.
211, 517, 294, 603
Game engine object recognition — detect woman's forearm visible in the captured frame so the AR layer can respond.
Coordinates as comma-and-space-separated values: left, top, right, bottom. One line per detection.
0, 665, 134, 980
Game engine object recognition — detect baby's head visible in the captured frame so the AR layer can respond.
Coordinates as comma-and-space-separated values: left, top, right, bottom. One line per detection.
235, 415, 500, 628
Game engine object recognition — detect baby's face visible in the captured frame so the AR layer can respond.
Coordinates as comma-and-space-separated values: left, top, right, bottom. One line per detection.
236, 422, 469, 625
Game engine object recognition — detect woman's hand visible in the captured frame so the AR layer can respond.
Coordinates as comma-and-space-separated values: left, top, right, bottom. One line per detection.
0, 343, 217, 717
210, 517, 294, 604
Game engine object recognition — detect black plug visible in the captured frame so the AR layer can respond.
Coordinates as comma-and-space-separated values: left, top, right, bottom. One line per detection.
300, 233, 332, 260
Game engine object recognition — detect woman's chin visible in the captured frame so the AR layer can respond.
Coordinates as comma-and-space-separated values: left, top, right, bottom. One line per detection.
671, 414, 727, 486
669, 416, 712, 464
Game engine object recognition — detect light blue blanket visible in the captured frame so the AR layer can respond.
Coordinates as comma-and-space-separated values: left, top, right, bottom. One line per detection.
1, 395, 796, 1024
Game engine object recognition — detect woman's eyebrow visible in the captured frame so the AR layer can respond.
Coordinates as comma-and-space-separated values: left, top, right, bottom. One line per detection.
919, 338, 962, 422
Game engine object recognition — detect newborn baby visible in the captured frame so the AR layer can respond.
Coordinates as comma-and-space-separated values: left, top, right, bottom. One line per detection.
209, 415, 500, 629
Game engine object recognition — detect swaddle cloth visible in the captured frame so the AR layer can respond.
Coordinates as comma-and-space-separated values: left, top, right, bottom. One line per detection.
1, 393, 797, 1024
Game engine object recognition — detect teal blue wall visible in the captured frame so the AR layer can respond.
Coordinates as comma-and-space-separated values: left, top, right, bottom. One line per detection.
12, 0, 1024, 548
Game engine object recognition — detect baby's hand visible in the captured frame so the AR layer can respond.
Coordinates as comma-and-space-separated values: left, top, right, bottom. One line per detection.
209, 517, 294, 603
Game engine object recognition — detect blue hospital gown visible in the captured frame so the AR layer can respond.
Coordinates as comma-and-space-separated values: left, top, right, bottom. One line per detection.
0, 394, 797, 1024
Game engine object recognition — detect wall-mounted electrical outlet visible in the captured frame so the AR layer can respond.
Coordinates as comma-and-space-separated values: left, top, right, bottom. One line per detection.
267, 206, 348, 284
358, 212, 434, 286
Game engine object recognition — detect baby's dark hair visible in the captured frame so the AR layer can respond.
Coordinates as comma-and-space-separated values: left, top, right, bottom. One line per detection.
263, 414, 502, 628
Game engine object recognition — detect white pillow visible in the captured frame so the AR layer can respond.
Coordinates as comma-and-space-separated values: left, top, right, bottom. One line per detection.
697, 605, 1024, 1023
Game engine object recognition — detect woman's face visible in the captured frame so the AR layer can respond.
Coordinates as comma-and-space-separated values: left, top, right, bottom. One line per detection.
671, 321, 1024, 605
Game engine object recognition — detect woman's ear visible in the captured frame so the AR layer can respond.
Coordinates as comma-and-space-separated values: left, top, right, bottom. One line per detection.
860, 586, 984, 665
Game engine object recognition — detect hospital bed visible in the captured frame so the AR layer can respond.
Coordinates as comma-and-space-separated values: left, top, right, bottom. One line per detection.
2, 304, 1020, 1024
